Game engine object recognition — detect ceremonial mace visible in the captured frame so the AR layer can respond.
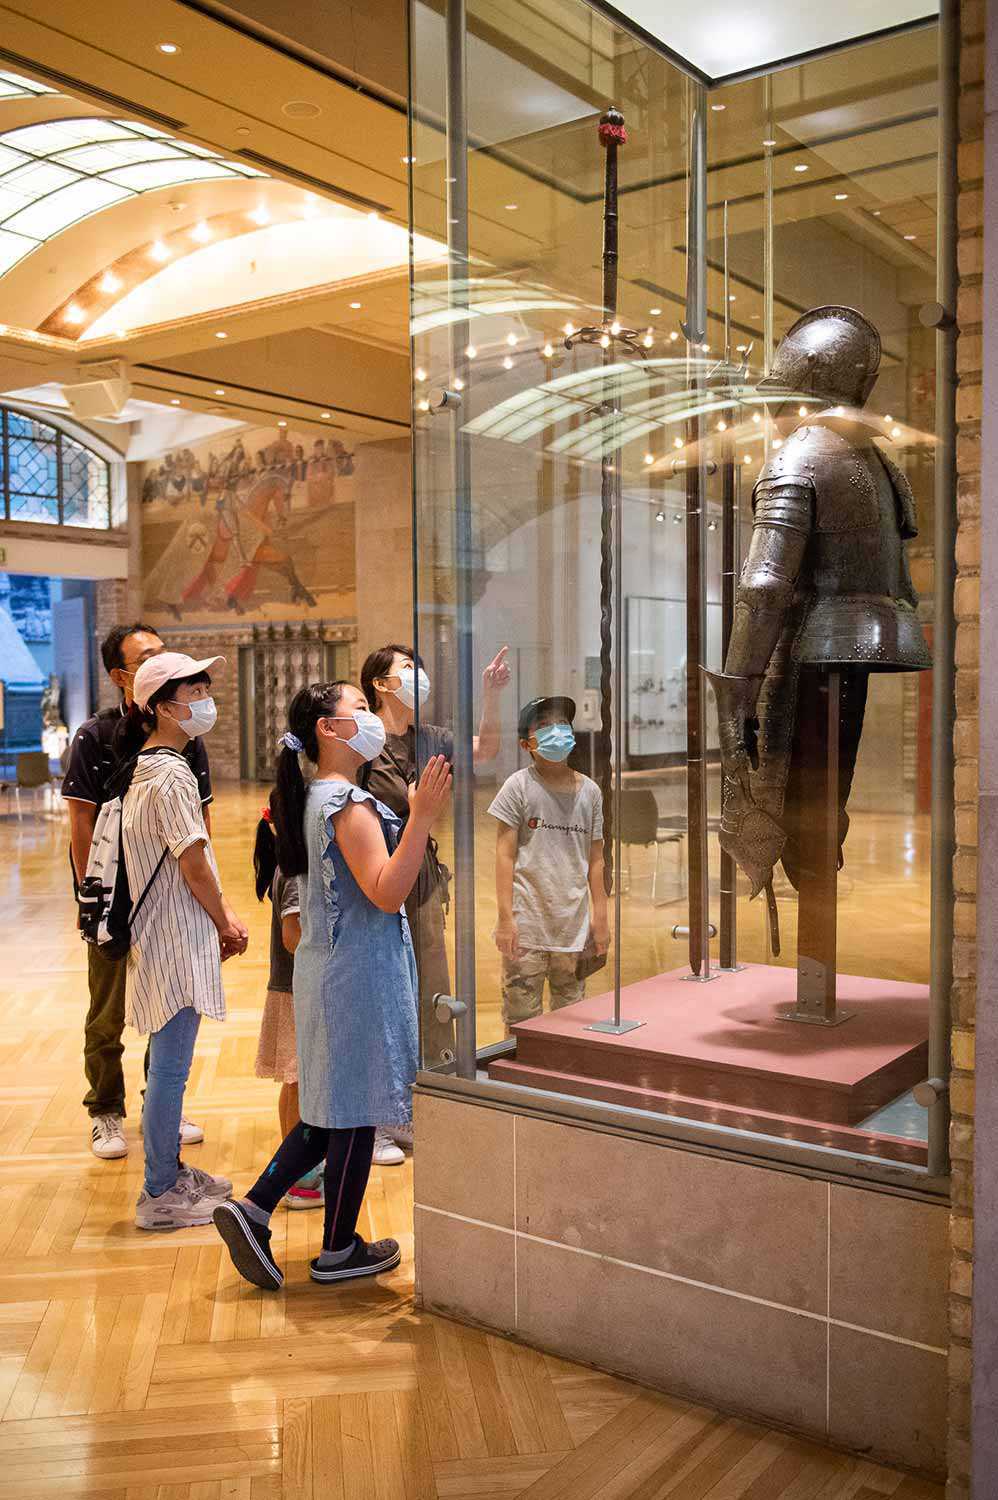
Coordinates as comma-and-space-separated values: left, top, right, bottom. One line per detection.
566, 107, 646, 1036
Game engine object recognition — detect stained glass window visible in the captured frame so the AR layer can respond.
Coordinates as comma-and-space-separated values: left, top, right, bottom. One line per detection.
0, 407, 111, 528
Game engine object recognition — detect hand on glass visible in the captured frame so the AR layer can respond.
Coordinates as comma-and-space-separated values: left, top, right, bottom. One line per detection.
407, 754, 453, 829
482, 645, 511, 696
591, 917, 610, 954
494, 919, 521, 959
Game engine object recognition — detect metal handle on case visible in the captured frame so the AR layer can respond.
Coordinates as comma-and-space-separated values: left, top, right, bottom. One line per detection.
671, 922, 717, 940
433, 993, 468, 1024
913, 1077, 949, 1109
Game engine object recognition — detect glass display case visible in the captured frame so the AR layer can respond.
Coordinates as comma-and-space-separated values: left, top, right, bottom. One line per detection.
406, 0, 947, 1184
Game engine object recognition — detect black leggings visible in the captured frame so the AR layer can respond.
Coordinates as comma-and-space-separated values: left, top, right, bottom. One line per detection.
246, 1122, 376, 1252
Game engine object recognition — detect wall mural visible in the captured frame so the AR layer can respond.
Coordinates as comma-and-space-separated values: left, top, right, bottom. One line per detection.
140, 424, 357, 624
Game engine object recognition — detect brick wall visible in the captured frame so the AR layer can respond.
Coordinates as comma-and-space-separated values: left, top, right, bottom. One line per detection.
948, 1, 986, 1494
92, 579, 129, 711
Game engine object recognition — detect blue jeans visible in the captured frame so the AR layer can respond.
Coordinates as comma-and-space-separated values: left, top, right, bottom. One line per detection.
144, 1007, 202, 1196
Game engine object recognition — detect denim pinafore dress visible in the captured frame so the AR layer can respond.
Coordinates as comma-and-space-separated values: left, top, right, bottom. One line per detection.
293, 780, 418, 1129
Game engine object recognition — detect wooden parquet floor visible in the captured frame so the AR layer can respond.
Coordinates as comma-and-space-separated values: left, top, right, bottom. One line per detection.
0, 789, 943, 1500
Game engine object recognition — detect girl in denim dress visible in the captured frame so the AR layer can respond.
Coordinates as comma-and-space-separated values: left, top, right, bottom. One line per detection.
213, 681, 451, 1291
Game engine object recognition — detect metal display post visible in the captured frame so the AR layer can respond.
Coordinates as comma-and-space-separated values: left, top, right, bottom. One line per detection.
680, 88, 717, 985
444, 0, 477, 1078
922, 0, 958, 1176
717, 200, 742, 973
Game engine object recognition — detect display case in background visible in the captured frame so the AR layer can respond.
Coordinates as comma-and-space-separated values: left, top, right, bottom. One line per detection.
409, 1, 952, 1472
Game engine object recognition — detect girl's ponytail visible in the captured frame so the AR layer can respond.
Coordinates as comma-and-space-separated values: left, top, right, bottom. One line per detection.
274, 681, 350, 877
253, 806, 279, 900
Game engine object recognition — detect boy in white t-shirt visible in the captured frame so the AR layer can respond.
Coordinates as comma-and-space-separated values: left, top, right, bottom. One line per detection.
488, 696, 608, 1030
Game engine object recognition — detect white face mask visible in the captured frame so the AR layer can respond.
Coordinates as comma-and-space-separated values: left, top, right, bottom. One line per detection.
393, 665, 430, 711
329, 709, 386, 762
166, 697, 217, 740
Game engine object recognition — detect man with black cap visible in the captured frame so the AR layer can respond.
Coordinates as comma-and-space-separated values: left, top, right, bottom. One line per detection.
488, 696, 608, 1030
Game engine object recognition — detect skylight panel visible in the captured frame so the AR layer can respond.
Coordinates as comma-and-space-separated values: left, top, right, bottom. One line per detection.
54, 139, 180, 173
0, 227, 33, 274
0, 71, 56, 97
105, 159, 233, 190
4, 119, 130, 153
5, 178, 130, 238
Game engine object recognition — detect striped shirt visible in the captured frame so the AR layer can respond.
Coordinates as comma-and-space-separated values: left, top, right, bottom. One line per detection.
122, 748, 225, 1035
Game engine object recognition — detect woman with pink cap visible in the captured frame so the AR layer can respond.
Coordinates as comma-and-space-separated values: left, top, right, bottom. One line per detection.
123, 652, 249, 1230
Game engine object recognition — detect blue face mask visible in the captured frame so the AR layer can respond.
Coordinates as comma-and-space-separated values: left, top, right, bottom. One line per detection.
533, 722, 575, 762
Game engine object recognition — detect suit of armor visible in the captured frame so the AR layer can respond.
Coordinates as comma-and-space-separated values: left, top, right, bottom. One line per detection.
708, 307, 931, 938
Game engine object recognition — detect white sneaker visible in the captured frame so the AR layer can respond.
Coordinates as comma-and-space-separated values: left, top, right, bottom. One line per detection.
373, 1128, 405, 1166
180, 1116, 204, 1145
91, 1114, 128, 1160
389, 1122, 414, 1152
135, 1175, 216, 1230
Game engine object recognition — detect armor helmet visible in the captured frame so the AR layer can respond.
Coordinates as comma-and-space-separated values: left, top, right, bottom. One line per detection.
757, 306, 881, 409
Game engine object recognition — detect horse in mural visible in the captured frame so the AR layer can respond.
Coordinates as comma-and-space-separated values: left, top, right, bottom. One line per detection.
181, 466, 317, 613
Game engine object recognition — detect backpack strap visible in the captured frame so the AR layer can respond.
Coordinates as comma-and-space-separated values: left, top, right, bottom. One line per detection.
128, 845, 170, 929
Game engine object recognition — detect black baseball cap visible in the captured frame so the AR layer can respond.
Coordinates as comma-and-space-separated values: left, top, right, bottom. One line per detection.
518, 695, 577, 739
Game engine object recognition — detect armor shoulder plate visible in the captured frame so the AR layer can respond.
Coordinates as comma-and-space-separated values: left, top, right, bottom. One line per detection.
768, 422, 886, 534
873, 446, 919, 540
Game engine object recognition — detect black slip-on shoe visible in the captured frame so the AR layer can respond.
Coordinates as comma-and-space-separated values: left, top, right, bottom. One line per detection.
212, 1200, 284, 1290
309, 1235, 401, 1284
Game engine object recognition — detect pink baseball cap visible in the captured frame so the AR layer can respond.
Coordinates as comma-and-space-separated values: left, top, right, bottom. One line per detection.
133, 651, 225, 711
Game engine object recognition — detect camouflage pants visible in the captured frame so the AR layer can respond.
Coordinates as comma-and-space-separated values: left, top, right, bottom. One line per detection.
501, 949, 584, 1030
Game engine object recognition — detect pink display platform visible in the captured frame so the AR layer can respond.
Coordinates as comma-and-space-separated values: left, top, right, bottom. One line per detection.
487, 964, 930, 1165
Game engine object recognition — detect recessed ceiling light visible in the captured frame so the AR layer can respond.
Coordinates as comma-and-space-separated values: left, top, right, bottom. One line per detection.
892, 426, 902, 439
650, 306, 662, 315
215, 331, 227, 339
543, 342, 554, 358
798, 405, 809, 417
644, 453, 654, 465
99, 271, 121, 294
235, 127, 251, 138
728, 294, 736, 302
873, 209, 882, 216
642, 333, 653, 348
752, 412, 761, 424
563, 322, 574, 336
191, 220, 212, 242
673, 437, 683, 449
736, 343, 747, 352
502, 355, 514, 369
157, 42, 180, 54
349, 301, 362, 309
834, 193, 849, 201
277, 419, 287, 428
505, 203, 518, 211
466, 344, 477, 358
717, 420, 727, 431
702, 344, 710, 352
170, 397, 180, 405
453, 377, 464, 390
321, 412, 331, 419
414, 367, 427, 382
904, 233, 917, 241
64, 303, 85, 324
214, 388, 225, 396
885, 414, 893, 423
711, 103, 725, 112
506, 332, 518, 346
794, 163, 809, 173
282, 100, 322, 119
743, 454, 752, 465
670, 331, 679, 342
417, 398, 430, 412
401, 156, 413, 164
150, 240, 170, 262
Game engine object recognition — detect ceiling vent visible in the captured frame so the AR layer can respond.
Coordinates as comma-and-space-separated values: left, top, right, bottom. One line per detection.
62, 360, 132, 421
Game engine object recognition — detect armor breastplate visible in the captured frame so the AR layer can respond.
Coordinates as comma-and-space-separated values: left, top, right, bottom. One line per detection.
753, 418, 931, 671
